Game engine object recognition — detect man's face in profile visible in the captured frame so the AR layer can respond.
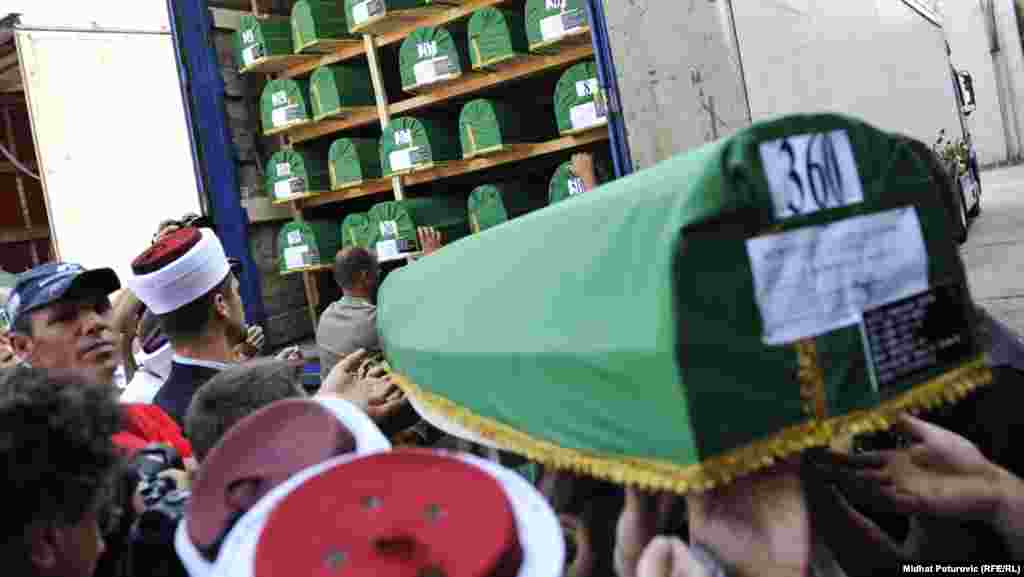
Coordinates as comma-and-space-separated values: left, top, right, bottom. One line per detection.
12, 294, 118, 385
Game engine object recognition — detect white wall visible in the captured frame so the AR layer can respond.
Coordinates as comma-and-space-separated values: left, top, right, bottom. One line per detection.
4, 0, 170, 32
731, 0, 962, 147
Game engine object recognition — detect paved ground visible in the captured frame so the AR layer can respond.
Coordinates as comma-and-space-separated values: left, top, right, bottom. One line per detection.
963, 165, 1024, 334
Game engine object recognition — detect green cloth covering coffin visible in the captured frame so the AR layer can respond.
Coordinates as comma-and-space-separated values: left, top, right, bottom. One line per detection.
377, 113, 992, 493
468, 183, 545, 233
278, 219, 341, 274
291, 0, 354, 53
548, 157, 609, 204
467, 7, 530, 69
554, 60, 607, 135
345, 0, 427, 32
399, 25, 470, 92
265, 148, 329, 202
235, 14, 292, 69
341, 213, 375, 249
368, 197, 469, 261
309, 64, 375, 121
329, 137, 383, 189
260, 78, 312, 134
459, 99, 526, 158
525, 0, 589, 51
380, 117, 461, 176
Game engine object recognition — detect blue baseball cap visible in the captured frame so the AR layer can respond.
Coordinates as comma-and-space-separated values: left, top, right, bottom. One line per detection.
4, 262, 120, 331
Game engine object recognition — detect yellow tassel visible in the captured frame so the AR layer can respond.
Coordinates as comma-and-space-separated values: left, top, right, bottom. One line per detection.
392, 357, 991, 494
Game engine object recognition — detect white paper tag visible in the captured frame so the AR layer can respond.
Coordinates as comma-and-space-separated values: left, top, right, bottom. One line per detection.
284, 245, 309, 269
540, 13, 566, 41
271, 91, 288, 107
759, 129, 864, 220
242, 43, 263, 66
242, 29, 256, 44
389, 147, 420, 172
286, 230, 302, 245
375, 239, 400, 261
746, 207, 929, 345
271, 104, 302, 127
276, 162, 291, 177
352, 0, 382, 24
570, 101, 605, 130
379, 220, 398, 239
413, 56, 454, 86
568, 176, 585, 196
394, 129, 413, 147
576, 78, 599, 98
273, 177, 303, 199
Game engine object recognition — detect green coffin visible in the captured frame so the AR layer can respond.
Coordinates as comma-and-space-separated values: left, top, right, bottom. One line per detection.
278, 219, 341, 274
548, 157, 609, 204
468, 183, 544, 233
380, 116, 461, 176
468, 7, 529, 69
399, 25, 469, 92
554, 60, 607, 135
459, 99, 526, 158
345, 0, 427, 32
329, 137, 383, 189
377, 113, 991, 493
525, 0, 589, 51
266, 148, 330, 202
342, 213, 375, 249
260, 78, 312, 134
310, 64, 375, 121
368, 197, 470, 261
235, 14, 292, 69
291, 0, 355, 53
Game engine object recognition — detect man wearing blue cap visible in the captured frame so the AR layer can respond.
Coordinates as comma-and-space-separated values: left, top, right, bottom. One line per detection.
5, 262, 121, 385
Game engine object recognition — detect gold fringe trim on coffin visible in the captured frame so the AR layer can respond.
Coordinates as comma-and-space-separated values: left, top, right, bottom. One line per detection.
391, 356, 992, 494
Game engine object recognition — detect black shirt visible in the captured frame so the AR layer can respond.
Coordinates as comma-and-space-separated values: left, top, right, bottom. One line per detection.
153, 359, 223, 427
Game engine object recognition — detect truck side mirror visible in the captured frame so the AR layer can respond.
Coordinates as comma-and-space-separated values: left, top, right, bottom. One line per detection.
958, 71, 976, 116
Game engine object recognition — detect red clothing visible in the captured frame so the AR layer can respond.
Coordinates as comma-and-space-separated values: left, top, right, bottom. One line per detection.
113, 403, 194, 459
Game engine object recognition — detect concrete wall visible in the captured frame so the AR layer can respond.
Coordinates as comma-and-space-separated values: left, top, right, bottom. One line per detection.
731, 0, 962, 148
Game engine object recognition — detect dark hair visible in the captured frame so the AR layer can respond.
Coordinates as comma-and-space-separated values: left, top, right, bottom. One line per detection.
334, 247, 378, 291
0, 367, 122, 572
184, 359, 306, 461
156, 275, 232, 344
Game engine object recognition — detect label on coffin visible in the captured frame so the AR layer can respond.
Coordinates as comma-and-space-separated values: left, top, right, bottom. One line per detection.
413, 56, 456, 87
274, 177, 306, 199
242, 43, 264, 66
375, 238, 419, 261
284, 245, 311, 269
569, 97, 608, 131
286, 230, 303, 245
540, 9, 585, 42
271, 104, 304, 128
389, 146, 427, 172
352, 0, 384, 25
759, 130, 864, 220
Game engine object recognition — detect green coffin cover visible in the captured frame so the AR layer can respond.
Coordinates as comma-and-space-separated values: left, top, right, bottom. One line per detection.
266, 148, 330, 201
468, 7, 529, 69
548, 157, 610, 204
345, 0, 426, 32
292, 0, 354, 53
554, 60, 607, 135
329, 137, 383, 189
377, 113, 992, 493
459, 99, 525, 158
235, 14, 292, 69
468, 183, 544, 233
399, 25, 469, 91
260, 78, 312, 134
368, 197, 470, 260
380, 116, 461, 176
342, 213, 375, 248
278, 220, 341, 273
525, 0, 589, 51
310, 64, 375, 121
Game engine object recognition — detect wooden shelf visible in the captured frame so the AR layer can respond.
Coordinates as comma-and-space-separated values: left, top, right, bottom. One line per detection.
296, 38, 362, 55
278, 0, 506, 79
300, 177, 394, 208
0, 226, 49, 244
289, 107, 381, 143
402, 127, 607, 186
528, 25, 593, 52
390, 42, 593, 117
241, 54, 320, 75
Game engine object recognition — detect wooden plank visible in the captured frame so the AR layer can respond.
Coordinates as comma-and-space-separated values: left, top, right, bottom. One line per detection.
242, 196, 293, 223
390, 42, 593, 116
240, 54, 319, 75
0, 160, 35, 174
278, 0, 505, 79
289, 106, 380, 143
403, 127, 608, 186
295, 38, 362, 55
300, 177, 393, 208
281, 264, 333, 275
362, 33, 406, 202
0, 227, 49, 244
263, 118, 315, 137
528, 26, 593, 52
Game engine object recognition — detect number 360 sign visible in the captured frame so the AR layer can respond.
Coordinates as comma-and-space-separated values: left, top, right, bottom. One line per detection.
759, 130, 864, 219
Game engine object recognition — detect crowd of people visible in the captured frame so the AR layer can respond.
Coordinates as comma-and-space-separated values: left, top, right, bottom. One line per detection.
0, 200, 1023, 577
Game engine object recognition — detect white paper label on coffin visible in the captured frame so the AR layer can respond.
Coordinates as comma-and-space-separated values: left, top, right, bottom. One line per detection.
389, 147, 420, 172
539, 13, 566, 41
375, 239, 400, 261
413, 56, 455, 86
284, 245, 310, 269
379, 220, 398, 239
575, 78, 599, 98
287, 230, 302, 245
242, 44, 261, 66
271, 104, 301, 128
569, 101, 606, 130
759, 129, 864, 219
273, 178, 302, 199
352, 0, 370, 24
276, 162, 291, 177
746, 206, 929, 346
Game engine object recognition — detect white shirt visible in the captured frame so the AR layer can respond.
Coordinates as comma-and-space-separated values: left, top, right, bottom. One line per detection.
120, 343, 174, 404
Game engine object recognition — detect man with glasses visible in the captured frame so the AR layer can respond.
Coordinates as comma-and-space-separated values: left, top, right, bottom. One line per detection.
127, 227, 250, 426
